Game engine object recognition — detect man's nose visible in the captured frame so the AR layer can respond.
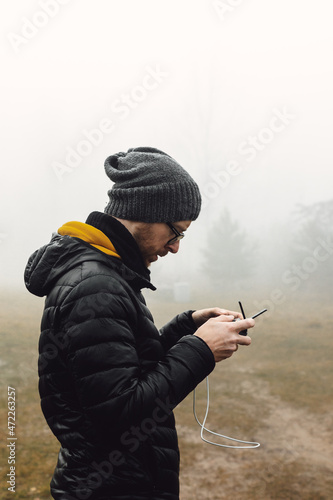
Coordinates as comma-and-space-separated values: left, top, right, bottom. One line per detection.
166, 240, 180, 254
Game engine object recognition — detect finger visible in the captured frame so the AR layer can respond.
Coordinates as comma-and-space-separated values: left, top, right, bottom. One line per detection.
209, 308, 233, 317
209, 308, 240, 316
233, 318, 255, 330
237, 334, 252, 346
244, 318, 255, 329
219, 309, 243, 319
213, 314, 235, 323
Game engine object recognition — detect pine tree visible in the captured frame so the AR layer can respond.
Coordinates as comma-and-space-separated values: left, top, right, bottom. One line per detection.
202, 209, 256, 288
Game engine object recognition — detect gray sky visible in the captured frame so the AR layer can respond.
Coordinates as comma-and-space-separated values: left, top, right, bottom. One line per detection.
1, 0, 333, 288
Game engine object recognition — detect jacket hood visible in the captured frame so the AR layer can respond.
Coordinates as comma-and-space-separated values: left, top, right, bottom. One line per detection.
24, 232, 155, 297
58, 220, 122, 259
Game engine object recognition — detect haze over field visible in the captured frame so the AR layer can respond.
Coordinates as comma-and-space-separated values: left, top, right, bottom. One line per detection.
1, 4, 333, 499
1, 0, 333, 295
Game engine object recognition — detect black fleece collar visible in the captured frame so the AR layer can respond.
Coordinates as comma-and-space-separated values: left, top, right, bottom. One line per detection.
85, 211, 152, 283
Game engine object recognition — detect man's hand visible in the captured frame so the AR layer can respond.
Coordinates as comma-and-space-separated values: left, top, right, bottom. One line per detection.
194, 314, 255, 362
192, 307, 243, 328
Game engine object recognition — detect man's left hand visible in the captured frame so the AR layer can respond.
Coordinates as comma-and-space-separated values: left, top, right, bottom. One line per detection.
192, 307, 243, 328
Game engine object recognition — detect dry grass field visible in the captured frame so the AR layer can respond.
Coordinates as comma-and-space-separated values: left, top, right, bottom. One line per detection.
0, 288, 332, 499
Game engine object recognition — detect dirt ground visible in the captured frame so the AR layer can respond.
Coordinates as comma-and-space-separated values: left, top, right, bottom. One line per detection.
1, 290, 332, 499
177, 375, 333, 499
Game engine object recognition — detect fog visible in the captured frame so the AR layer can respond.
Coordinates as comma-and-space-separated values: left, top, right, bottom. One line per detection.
1, 0, 333, 296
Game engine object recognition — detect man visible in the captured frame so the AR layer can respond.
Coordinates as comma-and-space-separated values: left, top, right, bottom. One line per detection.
24, 147, 255, 500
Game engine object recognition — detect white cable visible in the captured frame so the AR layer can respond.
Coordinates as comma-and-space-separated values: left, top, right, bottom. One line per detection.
193, 377, 260, 449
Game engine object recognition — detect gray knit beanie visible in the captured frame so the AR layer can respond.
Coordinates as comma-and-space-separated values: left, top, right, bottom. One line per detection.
104, 147, 201, 222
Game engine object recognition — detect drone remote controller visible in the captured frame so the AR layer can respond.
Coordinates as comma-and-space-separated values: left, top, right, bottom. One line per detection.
233, 301, 267, 336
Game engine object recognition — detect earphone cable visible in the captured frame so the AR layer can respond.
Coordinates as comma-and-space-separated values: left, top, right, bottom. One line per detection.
193, 377, 260, 449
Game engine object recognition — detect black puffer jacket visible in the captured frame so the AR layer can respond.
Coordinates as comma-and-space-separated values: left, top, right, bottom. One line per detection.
24, 212, 215, 500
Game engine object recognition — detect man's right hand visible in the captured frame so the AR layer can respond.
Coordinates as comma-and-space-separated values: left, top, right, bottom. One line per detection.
194, 314, 255, 362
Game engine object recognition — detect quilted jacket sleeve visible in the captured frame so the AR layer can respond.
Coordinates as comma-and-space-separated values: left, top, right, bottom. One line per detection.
158, 310, 198, 352
56, 273, 215, 439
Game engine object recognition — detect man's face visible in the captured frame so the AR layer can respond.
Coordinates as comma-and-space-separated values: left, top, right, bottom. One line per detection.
132, 220, 192, 267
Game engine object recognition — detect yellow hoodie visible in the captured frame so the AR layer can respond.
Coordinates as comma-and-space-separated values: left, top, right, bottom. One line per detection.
58, 221, 121, 259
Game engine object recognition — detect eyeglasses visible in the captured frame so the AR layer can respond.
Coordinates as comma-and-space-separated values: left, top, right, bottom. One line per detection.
166, 222, 185, 245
